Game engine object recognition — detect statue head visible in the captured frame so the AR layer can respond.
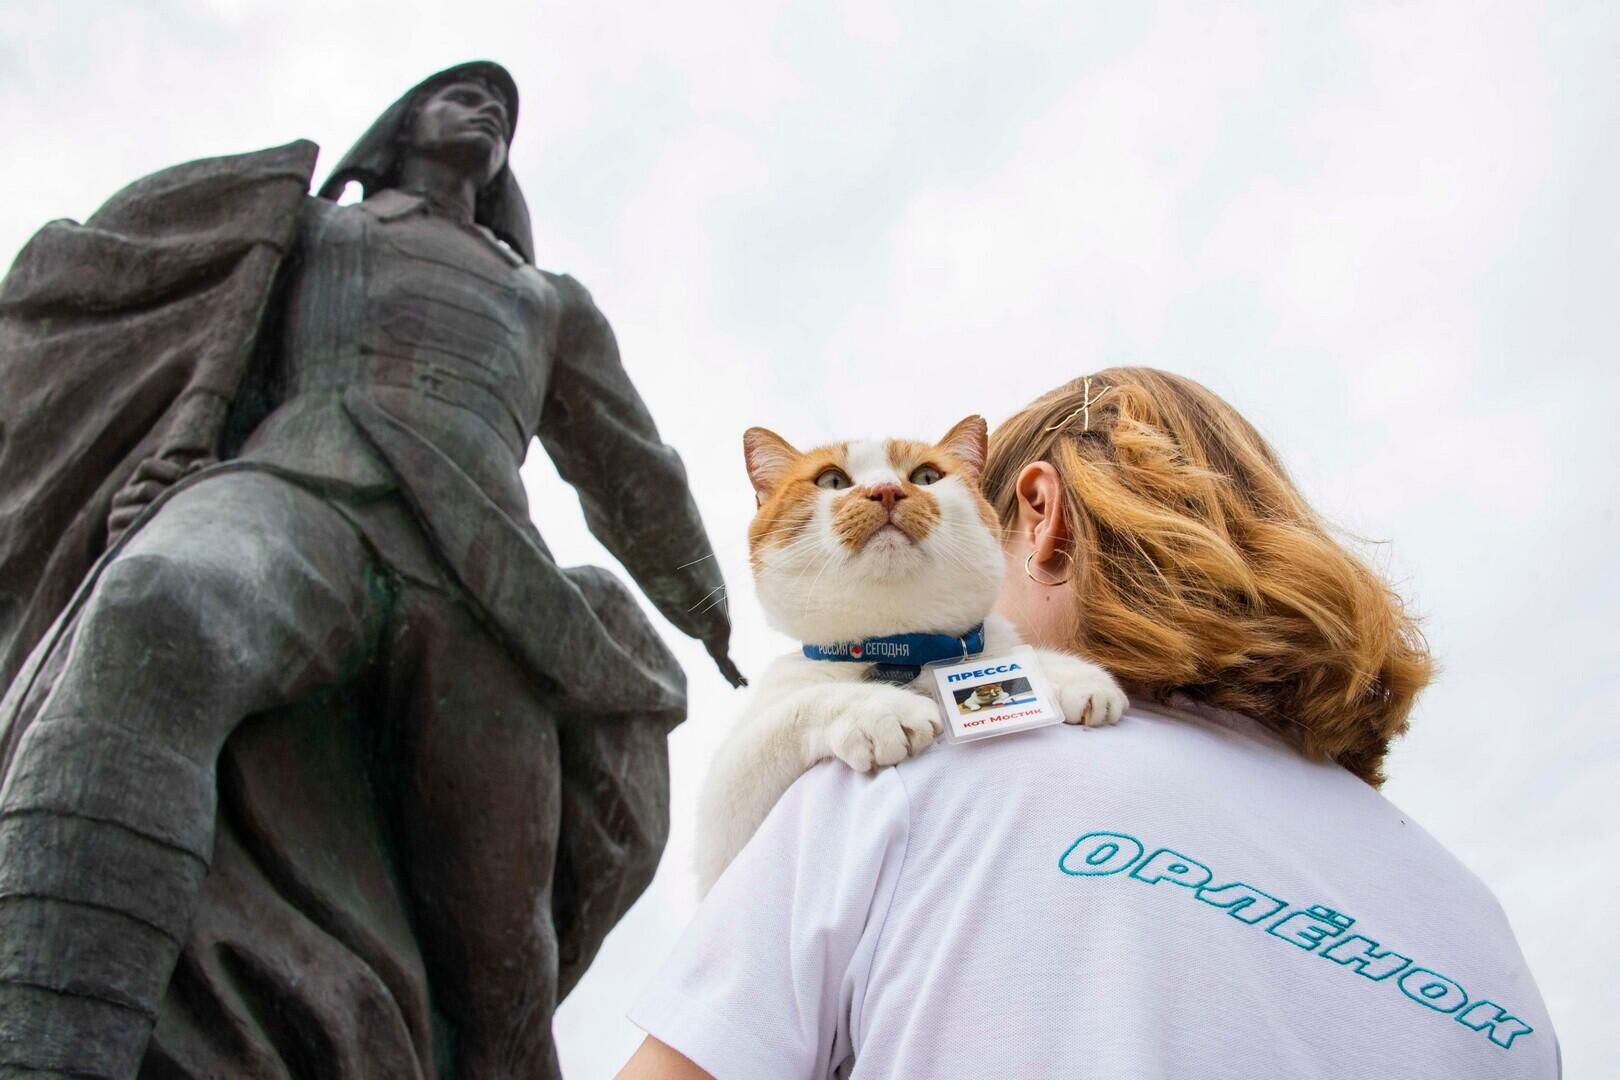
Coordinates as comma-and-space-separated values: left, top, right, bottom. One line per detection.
318, 61, 534, 263
403, 76, 512, 190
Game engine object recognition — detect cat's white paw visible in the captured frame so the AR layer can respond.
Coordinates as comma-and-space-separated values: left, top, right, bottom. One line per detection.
828, 694, 942, 772
1045, 653, 1127, 728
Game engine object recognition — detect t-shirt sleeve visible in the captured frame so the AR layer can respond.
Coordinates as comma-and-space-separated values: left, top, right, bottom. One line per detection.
629, 760, 913, 1080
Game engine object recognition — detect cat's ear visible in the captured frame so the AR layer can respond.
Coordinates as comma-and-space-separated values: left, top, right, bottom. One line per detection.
937, 415, 989, 480
743, 427, 800, 504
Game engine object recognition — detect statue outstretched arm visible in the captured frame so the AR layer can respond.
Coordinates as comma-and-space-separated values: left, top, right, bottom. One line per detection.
540, 277, 744, 687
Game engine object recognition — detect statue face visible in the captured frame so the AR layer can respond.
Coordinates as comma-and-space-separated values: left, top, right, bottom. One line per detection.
406, 80, 511, 187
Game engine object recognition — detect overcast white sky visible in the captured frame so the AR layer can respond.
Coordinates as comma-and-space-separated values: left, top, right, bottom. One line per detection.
3, 1, 1616, 1075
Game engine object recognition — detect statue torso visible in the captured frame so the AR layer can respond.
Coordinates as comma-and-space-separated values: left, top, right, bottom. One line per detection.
241, 193, 564, 519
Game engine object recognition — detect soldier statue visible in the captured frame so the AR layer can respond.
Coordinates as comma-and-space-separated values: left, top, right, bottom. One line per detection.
0, 61, 740, 1079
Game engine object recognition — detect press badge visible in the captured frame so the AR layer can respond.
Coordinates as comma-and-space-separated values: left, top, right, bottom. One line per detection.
927, 645, 1064, 743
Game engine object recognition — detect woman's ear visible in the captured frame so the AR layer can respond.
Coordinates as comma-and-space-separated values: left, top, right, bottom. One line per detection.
1014, 461, 1069, 565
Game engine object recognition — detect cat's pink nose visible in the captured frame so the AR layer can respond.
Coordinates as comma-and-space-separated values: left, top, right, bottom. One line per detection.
868, 484, 906, 511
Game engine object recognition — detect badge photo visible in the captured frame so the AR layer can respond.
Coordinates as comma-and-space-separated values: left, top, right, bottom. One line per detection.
928, 645, 1064, 743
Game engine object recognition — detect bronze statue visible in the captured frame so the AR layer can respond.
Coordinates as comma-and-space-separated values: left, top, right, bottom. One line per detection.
0, 61, 740, 1078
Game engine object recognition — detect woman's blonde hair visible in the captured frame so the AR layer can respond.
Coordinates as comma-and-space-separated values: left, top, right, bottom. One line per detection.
982, 368, 1433, 785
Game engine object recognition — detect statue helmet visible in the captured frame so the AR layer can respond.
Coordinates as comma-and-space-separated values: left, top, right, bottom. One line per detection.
317, 60, 534, 263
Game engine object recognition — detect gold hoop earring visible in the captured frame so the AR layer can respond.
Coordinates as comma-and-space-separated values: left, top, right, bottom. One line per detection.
1024, 548, 1074, 587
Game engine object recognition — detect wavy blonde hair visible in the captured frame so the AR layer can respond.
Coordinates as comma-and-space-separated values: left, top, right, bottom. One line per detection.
982, 368, 1433, 785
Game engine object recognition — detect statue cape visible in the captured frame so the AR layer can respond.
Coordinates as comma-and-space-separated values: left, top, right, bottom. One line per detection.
0, 139, 319, 691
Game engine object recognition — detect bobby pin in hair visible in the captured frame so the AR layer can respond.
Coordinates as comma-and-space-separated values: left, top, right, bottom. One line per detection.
1045, 375, 1112, 433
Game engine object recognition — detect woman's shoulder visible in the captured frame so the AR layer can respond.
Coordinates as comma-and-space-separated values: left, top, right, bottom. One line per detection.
868, 702, 1384, 845
785, 752, 915, 822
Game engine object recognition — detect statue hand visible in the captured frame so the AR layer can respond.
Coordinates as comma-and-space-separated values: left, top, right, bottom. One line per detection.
705, 638, 747, 689
107, 452, 216, 544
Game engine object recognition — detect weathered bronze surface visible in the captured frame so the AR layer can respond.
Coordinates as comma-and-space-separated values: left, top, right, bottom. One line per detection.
0, 61, 740, 1079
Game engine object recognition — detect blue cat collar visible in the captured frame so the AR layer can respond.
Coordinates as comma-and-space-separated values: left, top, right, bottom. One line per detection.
802, 624, 986, 667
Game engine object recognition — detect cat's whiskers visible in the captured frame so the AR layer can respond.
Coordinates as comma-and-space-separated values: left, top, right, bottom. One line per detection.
687, 584, 726, 612
796, 544, 846, 622
752, 515, 823, 543
761, 532, 830, 571
922, 530, 993, 581
773, 530, 827, 554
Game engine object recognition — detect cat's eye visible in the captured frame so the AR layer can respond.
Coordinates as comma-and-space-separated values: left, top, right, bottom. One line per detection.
815, 468, 852, 490
909, 465, 943, 485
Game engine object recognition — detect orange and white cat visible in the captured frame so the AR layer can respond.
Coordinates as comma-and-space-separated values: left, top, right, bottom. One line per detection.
695, 415, 1126, 893
961, 683, 1012, 712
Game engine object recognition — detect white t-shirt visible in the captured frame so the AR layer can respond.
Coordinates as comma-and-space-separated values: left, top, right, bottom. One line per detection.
631, 701, 1558, 1080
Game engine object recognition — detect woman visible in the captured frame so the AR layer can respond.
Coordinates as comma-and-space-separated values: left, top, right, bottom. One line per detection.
619, 369, 1558, 1079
